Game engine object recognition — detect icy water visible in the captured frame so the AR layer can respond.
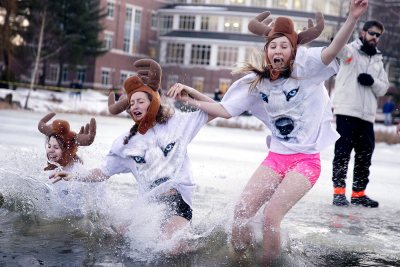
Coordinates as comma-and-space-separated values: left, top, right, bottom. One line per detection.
1, 110, 400, 266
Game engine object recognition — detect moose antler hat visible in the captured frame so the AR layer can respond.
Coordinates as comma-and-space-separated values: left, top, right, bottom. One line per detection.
248, 11, 325, 47
38, 112, 96, 170
108, 59, 162, 135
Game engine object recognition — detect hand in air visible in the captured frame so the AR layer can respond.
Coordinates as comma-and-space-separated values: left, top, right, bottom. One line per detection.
167, 83, 192, 102
49, 171, 74, 184
350, 0, 368, 20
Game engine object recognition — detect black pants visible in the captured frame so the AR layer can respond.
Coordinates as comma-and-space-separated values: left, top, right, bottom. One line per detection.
332, 115, 375, 192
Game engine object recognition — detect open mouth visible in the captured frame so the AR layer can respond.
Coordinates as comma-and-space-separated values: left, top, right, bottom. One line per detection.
47, 155, 59, 161
273, 57, 285, 66
133, 111, 143, 117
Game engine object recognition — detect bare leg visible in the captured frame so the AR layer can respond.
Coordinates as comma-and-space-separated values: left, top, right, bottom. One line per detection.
161, 215, 190, 239
232, 165, 281, 252
161, 215, 190, 255
262, 171, 312, 263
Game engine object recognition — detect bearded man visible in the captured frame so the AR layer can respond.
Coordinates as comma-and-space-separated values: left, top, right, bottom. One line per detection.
331, 20, 389, 208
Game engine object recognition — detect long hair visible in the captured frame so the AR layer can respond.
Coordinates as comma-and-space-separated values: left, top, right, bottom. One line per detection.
123, 90, 174, 145
232, 33, 296, 92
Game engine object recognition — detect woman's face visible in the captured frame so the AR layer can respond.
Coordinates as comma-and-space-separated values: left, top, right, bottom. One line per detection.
129, 91, 151, 121
267, 36, 293, 69
46, 136, 63, 162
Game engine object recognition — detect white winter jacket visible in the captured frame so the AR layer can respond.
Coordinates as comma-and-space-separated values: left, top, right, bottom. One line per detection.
333, 39, 389, 123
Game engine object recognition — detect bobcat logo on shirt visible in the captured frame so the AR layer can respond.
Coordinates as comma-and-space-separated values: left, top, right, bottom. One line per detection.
124, 133, 182, 190
258, 78, 305, 142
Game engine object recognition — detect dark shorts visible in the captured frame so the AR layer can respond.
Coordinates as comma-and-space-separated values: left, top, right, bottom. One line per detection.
156, 192, 192, 221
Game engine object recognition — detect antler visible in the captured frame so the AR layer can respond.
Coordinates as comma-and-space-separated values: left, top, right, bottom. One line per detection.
248, 11, 273, 37
108, 92, 129, 115
298, 12, 324, 44
133, 59, 162, 90
38, 112, 56, 136
76, 118, 96, 146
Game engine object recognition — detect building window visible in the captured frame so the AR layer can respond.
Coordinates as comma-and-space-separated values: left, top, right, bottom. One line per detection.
217, 46, 238, 67
190, 44, 211, 65
132, 9, 141, 53
272, 0, 288, 9
312, 0, 325, 13
230, 0, 245, 5
120, 71, 134, 85
160, 15, 173, 35
166, 43, 185, 64
107, 2, 115, 19
151, 12, 158, 29
209, 0, 225, 4
179, 15, 195, 30
224, 17, 241, 33
219, 78, 232, 94
101, 69, 110, 85
104, 32, 113, 50
326, 0, 341, 16
61, 66, 68, 82
149, 46, 157, 58
167, 75, 179, 89
77, 67, 86, 83
123, 7, 141, 54
192, 77, 204, 92
49, 65, 59, 82
293, 0, 307, 10
201, 16, 218, 31
252, 0, 267, 7
124, 7, 133, 53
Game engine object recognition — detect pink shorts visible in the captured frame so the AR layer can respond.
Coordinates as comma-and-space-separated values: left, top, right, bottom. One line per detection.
261, 152, 321, 186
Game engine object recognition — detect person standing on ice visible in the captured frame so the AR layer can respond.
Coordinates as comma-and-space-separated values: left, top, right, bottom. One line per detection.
331, 19, 389, 208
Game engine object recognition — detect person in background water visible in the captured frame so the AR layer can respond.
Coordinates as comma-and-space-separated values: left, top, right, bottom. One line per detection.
50, 59, 215, 251
39, 112, 99, 217
168, 0, 368, 263
382, 96, 396, 126
331, 19, 390, 208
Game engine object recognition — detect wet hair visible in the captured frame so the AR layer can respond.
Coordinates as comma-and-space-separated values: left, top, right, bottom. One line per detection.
362, 20, 384, 33
232, 33, 296, 92
123, 91, 174, 145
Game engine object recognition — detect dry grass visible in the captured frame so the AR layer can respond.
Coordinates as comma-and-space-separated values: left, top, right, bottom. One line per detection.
375, 130, 400, 144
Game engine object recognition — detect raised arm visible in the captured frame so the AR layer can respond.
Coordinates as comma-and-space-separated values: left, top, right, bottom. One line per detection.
167, 83, 232, 119
321, 0, 368, 65
49, 168, 110, 184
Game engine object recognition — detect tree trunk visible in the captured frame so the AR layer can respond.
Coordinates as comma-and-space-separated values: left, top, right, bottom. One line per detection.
24, 7, 46, 109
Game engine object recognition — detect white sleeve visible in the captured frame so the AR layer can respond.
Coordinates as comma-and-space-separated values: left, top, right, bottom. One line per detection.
336, 44, 351, 61
174, 110, 208, 142
100, 152, 131, 177
221, 74, 264, 116
299, 47, 339, 85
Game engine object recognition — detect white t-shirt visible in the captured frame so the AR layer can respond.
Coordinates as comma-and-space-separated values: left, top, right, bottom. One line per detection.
47, 162, 106, 217
221, 46, 340, 154
101, 110, 208, 208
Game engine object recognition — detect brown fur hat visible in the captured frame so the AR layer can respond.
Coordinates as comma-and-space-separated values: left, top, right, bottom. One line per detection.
108, 59, 162, 135
124, 76, 161, 134
268, 17, 298, 48
248, 11, 325, 47
38, 113, 96, 170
